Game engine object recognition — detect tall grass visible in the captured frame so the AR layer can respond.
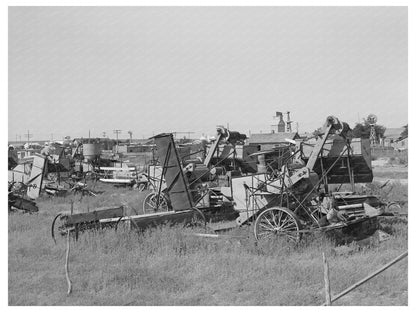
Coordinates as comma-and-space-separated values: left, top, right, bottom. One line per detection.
371, 149, 408, 165
9, 184, 408, 305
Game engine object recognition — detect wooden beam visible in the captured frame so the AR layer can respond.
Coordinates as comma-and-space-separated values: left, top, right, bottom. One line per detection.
323, 252, 332, 306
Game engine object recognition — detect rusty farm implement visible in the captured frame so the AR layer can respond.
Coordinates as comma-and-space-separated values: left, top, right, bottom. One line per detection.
51, 116, 385, 244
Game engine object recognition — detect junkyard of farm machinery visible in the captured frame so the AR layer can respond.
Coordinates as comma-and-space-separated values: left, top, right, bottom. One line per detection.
52, 116, 388, 244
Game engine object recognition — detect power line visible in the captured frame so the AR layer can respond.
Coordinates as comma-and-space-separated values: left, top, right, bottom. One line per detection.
113, 129, 122, 141
24, 130, 33, 144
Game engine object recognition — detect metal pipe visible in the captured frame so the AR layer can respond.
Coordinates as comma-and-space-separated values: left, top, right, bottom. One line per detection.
325, 251, 408, 305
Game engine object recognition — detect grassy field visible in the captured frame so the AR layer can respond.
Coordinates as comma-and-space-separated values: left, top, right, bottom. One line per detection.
371, 149, 408, 165
8, 180, 408, 306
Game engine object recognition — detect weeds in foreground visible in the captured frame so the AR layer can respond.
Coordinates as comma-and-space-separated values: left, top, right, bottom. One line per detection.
9, 215, 408, 305
371, 149, 408, 165
8, 184, 408, 306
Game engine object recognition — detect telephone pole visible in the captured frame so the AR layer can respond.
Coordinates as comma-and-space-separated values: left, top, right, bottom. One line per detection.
113, 129, 122, 153
24, 130, 33, 144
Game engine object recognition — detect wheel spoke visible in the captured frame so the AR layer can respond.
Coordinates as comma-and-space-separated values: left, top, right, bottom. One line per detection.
277, 209, 283, 225
281, 219, 297, 230
279, 216, 292, 229
282, 224, 298, 232
259, 221, 275, 232
148, 197, 157, 210
255, 207, 301, 242
263, 213, 275, 228
279, 227, 299, 234
271, 211, 279, 227
144, 193, 169, 213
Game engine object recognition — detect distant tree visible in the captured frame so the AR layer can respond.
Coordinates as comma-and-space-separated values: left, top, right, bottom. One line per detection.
352, 119, 386, 142
400, 124, 408, 139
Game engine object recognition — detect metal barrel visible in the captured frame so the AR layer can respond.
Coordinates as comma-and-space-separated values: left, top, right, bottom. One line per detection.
83, 143, 101, 160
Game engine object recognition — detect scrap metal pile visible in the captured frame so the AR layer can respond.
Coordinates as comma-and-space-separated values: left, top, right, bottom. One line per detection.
8, 139, 142, 212
51, 115, 389, 243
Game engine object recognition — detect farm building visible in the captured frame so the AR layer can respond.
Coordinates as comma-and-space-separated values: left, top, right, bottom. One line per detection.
248, 132, 300, 151
382, 127, 408, 150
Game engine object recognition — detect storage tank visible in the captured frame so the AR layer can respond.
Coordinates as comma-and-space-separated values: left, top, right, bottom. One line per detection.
83, 143, 101, 161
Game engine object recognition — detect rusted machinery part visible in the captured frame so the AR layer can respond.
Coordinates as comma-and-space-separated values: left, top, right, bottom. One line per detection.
114, 216, 124, 231
137, 182, 147, 192
254, 206, 302, 242
325, 115, 351, 137
189, 207, 207, 229
216, 126, 229, 140
142, 191, 170, 214
215, 125, 246, 144
387, 202, 402, 211
126, 216, 140, 230
83, 171, 98, 181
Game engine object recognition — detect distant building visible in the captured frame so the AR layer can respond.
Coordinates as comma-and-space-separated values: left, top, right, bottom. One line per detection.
248, 132, 300, 151
298, 132, 313, 140
394, 137, 408, 151
382, 127, 408, 150
132, 138, 154, 145
271, 111, 286, 133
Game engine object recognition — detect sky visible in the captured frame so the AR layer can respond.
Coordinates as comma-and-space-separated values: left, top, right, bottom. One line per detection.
8, 6, 408, 142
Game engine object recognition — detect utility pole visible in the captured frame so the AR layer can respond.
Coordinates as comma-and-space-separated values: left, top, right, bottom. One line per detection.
51, 133, 54, 142
113, 129, 122, 153
24, 130, 33, 145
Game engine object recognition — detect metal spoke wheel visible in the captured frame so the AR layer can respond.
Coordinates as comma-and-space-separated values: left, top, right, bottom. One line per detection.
254, 207, 302, 242
142, 192, 170, 214
387, 202, 402, 211
51, 213, 70, 243
187, 207, 207, 229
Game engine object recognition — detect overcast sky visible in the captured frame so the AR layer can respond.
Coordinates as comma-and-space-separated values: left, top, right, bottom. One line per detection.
8, 6, 407, 141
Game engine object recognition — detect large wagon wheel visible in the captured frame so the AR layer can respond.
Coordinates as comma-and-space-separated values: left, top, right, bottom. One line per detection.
254, 207, 302, 242
142, 192, 170, 214
51, 213, 70, 243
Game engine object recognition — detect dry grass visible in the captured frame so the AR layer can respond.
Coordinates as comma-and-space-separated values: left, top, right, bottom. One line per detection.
9, 182, 408, 306
372, 149, 408, 165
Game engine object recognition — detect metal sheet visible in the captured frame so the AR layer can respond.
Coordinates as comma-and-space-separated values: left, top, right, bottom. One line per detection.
301, 138, 373, 184
27, 154, 46, 199
153, 134, 194, 211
